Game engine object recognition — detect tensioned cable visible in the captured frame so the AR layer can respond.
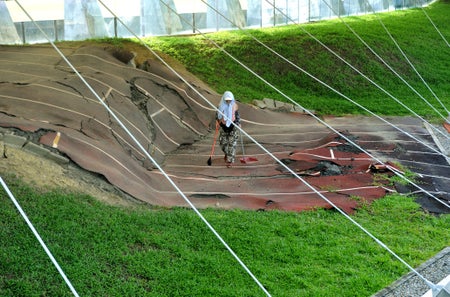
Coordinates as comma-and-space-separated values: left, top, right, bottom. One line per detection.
267, 0, 450, 136
158, 7, 450, 289
323, 0, 450, 119
0, 177, 80, 297
244, 0, 450, 145
194, 0, 450, 208
176, 0, 450, 210
15, 0, 443, 292
110, 0, 448, 290
115, 0, 442, 289
419, 0, 450, 48
176, 2, 449, 290
13, 1, 271, 296
152, 0, 445, 289
265, 0, 450, 142
199, 0, 449, 162
128, 0, 446, 290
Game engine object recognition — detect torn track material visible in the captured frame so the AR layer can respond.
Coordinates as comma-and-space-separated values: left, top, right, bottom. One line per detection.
1, 45, 449, 214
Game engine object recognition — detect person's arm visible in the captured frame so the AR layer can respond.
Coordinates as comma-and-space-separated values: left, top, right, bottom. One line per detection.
234, 109, 240, 126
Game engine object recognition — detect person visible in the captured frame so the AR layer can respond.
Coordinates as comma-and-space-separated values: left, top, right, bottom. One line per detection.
217, 91, 240, 167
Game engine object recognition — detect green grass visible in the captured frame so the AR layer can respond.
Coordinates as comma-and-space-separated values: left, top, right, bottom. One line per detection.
145, 1, 450, 119
2, 2, 450, 296
1, 175, 448, 296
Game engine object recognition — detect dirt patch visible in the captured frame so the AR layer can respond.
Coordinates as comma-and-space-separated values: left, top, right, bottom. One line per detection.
0, 144, 138, 207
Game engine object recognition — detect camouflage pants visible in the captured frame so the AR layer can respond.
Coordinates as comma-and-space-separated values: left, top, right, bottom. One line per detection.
219, 128, 239, 163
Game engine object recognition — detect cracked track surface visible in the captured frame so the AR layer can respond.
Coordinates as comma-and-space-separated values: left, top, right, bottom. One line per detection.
1, 44, 448, 214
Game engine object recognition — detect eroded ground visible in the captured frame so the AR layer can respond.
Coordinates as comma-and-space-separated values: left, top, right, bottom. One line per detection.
1, 43, 449, 214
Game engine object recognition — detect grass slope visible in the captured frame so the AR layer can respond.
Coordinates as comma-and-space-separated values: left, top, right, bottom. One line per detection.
1, 176, 449, 296
146, 1, 449, 119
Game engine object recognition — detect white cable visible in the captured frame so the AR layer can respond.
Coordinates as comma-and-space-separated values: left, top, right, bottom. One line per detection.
193, 0, 450, 209
418, 1, 450, 115
90, 0, 450, 292
270, 0, 450, 134
153, 0, 445, 290
0, 177, 80, 297
15, 0, 445, 293
14, 1, 271, 296
342, 0, 450, 118
205, 0, 450, 158
160, 0, 450, 289
419, 0, 450, 48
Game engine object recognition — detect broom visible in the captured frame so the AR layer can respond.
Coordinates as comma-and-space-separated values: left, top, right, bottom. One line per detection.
207, 121, 219, 166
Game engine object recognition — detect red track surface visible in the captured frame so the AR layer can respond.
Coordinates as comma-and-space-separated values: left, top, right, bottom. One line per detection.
1, 45, 448, 214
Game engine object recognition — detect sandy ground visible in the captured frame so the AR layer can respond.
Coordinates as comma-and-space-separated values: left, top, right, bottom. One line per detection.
0, 144, 137, 207
0, 41, 202, 208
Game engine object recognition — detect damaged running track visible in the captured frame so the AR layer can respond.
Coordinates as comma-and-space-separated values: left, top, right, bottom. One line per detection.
0, 45, 449, 214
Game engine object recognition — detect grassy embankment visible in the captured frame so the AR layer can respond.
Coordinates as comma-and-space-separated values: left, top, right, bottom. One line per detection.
147, 2, 449, 120
1, 2, 449, 296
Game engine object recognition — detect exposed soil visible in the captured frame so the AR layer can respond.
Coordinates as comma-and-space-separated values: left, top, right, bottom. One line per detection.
0, 145, 138, 207
0, 40, 205, 207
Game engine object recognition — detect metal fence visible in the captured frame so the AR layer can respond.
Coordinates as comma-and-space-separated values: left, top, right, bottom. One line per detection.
1, 0, 431, 45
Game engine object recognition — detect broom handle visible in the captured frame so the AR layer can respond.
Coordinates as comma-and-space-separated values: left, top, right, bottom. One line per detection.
240, 128, 246, 158
211, 121, 219, 157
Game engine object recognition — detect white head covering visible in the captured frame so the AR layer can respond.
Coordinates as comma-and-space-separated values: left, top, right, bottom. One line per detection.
217, 91, 235, 127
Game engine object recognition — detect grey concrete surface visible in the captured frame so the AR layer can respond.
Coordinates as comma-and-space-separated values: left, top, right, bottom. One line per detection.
372, 247, 449, 297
